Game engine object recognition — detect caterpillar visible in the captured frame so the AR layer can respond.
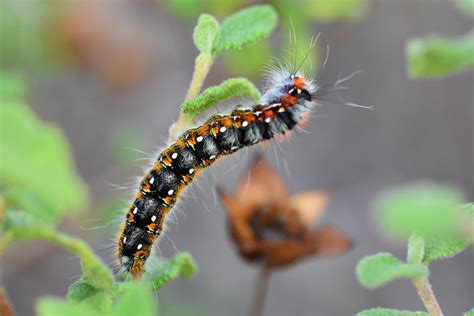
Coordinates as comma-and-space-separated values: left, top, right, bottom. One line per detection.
118, 68, 318, 279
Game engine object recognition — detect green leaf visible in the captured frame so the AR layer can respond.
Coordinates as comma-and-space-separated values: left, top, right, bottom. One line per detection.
67, 279, 112, 312
111, 283, 157, 316
36, 297, 97, 316
181, 77, 261, 119
223, 41, 271, 77
356, 253, 429, 289
423, 236, 469, 263
214, 5, 278, 53
407, 31, 474, 78
456, 0, 474, 16
378, 183, 464, 238
144, 252, 197, 290
464, 308, 474, 316
0, 76, 87, 223
356, 308, 429, 316
193, 14, 220, 54
406, 233, 425, 264
0, 227, 114, 290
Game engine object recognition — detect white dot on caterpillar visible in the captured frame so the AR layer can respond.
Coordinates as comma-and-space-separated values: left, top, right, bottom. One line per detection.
149, 177, 154, 184
231, 146, 239, 151
255, 111, 262, 116
133, 207, 138, 214
219, 126, 227, 133
167, 189, 174, 196
265, 117, 271, 123
151, 215, 157, 222
196, 136, 203, 142
242, 121, 249, 127
137, 244, 143, 250
189, 168, 195, 174
123, 236, 127, 243
171, 153, 178, 159
209, 154, 216, 160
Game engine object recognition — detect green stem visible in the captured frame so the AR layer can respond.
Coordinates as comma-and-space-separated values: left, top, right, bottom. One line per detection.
411, 275, 444, 316
0, 227, 114, 290
169, 52, 214, 139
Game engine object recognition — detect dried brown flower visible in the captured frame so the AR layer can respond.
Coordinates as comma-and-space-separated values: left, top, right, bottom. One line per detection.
218, 155, 352, 269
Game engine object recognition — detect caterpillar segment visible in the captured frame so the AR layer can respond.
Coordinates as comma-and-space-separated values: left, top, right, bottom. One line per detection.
118, 71, 317, 278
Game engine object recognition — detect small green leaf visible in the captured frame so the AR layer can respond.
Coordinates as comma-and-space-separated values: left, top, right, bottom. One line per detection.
67, 279, 112, 312
0, 76, 87, 223
456, 0, 474, 16
356, 253, 429, 289
193, 14, 220, 54
36, 297, 96, 316
423, 236, 469, 263
407, 233, 425, 264
356, 308, 429, 316
0, 227, 114, 290
407, 31, 474, 78
112, 283, 157, 316
181, 77, 261, 119
144, 252, 197, 290
378, 183, 464, 238
214, 5, 278, 53
464, 308, 474, 316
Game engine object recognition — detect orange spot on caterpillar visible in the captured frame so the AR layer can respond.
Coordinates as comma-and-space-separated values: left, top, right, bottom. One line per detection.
293, 76, 306, 89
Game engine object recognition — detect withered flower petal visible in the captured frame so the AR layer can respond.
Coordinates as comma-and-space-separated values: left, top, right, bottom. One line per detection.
234, 155, 288, 211
218, 155, 351, 270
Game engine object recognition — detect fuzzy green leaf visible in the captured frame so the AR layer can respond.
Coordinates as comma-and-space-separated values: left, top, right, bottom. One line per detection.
144, 252, 197, 290
407, 31, 474, 78
378, 183, 464, 238
456, 0, 474, 16
464, 308, 474, 316
214, 5, 278, 53
0, 76, 87, 223
112, 283, 157, 316
356, 253, 429, 289
193, 14, 220, 54
356, 308, 429, 316
36, 297, 96, 316
0, 227, 114, 290
67, 279, 112, 313
423, 236, 469, 263
181, 77, 261, 119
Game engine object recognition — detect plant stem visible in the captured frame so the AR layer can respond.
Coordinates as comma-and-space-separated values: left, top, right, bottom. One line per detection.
169, 53, 214, 139
411, 275, 444, 316
250, 266, 271, 316
0, 288, 14, 316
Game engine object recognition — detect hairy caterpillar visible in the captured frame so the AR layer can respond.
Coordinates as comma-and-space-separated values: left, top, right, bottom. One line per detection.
118, 68, 318, 279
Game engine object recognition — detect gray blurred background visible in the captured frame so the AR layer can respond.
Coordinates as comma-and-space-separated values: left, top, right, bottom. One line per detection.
2, 0, 473, 315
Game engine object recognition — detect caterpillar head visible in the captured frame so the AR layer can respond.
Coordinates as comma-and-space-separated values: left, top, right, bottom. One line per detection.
261, 68, 317, 107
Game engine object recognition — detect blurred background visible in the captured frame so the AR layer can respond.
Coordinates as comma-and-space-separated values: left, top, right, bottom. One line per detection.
1, 0, 473, 315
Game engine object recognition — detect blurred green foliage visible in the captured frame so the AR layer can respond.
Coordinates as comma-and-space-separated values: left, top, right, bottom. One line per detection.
406, 0, 474, 78
0, 0, 66, 70
0, 74, 87, 222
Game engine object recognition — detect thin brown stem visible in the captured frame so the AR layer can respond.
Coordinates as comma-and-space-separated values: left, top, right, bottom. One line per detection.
250, 266, 271, 316
411, 276, 443, 316
0, 288, 15, 316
